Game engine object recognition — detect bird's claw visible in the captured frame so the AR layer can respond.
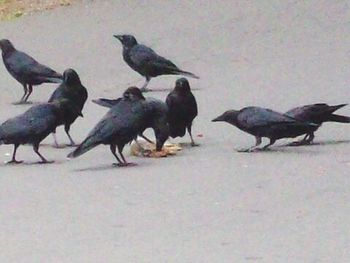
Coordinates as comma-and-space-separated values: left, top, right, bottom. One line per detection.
6, 160, 23, 164
38, 160, 54, 164
113, 162, 137, 167
287, 140, 312, 147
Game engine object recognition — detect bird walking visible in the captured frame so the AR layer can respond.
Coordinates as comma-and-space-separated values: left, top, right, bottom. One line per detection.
285, 103, 350, 145
212, 106, 319, 152
166, 78, 198, 146
114, 35, 199, 92
48, 68, 88, 147
0, 99, 81, 164
0, 39, 63, 104
68, 87, 166, 167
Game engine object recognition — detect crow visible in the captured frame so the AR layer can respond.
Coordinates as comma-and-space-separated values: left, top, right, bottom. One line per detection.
92, 93, 169, 151
285, 103, 350, 145
48, 68, 88, 146
166, 78, 198, 146
0, 39, 63, 103
68, 87, 164, 166
0, 99, 82, 164
114, 34, 199, 92
212, 106, 318, 152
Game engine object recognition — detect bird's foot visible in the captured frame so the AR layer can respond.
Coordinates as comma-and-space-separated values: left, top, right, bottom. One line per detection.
140, 87, 152, 93
53, 144, 65, 149
191, 142, 199, 147
66, 143, 77, 147
237, 147, 261, 153
12, 101, 31, 105
38, 160, 54, 164
6, 159, 23, 164
287, 140, 312, 147
113, 162, 137, 167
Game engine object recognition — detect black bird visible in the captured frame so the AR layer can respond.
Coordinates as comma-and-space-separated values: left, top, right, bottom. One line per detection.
68, 87, 164, 166
0, 39, 63, 103
0, 100, 82, 164
166, 78, 198, 146
48, 68, 88, 146
114, 34, 199, 92
92, 93, 169, 150
285, 103, 350, 145
212, 106, 318, 152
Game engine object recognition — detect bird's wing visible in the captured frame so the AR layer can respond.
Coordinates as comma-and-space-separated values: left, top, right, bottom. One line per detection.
238, 107, 295, 129
0, 105, 56, 142
129, 45, 178, 70
7, 51, 62, 81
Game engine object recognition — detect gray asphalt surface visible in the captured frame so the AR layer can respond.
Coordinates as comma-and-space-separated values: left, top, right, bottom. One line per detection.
0, 1, 350, 262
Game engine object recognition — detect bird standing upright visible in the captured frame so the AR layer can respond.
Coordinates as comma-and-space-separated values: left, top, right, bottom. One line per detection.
48, 68, 88, 146
285, 103, 350, 145
0, 39, 63, 103
0, 99, 82, 164
114, 35, 199, 92
212, 106, 319, 152
166, 78, 198, 146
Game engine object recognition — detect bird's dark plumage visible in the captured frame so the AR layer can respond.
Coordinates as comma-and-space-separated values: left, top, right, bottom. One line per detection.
0, 39, 63, 103
68, 87, 162, 166
166, 78, 198, 146
285, 103, 350, 144
92, 90, 169, 151
48, 69, 88, 146
114, 35, 199, 91
212, 106, 318, 151
0, 100, 75, 163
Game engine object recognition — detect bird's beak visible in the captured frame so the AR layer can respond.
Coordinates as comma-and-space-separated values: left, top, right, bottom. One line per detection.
212, 115, 224, 122
113, 35, 122, 42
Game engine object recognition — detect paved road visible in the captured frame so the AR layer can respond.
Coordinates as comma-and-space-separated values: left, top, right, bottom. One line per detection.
0, 1, 350, 262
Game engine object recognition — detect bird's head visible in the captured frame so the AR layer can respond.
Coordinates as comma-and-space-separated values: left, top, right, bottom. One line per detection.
0, 39, 15, 54
114, 34, 138, 48
153, 120, 170, 151
174, 78, 191, 94
212, 110, 239, 125
63, 68, 81, 86
123, 86, 145, 101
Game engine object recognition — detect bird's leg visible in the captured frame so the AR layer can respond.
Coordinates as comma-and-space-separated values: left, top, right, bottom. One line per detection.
110, 144, 124, 166
18, 84, 28, 104
187, 126, 198, 146
261, 138, 276, 150
306, 132, 314, 144
7, 144, 23, 164
140, 77, 151, 92
52, 132, 60, 148
288, 133, 314, 146
24, 85, 33, 102
118, 145, 136, 167
33, 143, 53, 164
139, 134, 154, 144
65, 125, 76, 146
239, 136, 262, 152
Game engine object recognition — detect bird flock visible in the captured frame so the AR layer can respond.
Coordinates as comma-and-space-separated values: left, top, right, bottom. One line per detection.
0, 35, 349, 165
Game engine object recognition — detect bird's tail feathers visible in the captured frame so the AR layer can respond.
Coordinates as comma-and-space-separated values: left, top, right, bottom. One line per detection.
328, 114, 350, 123
41, 77, 63, 84
67, 136, 100, 158
174, 69, 199, 79
92, 98, 120, 108
329, 104, 348, 113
